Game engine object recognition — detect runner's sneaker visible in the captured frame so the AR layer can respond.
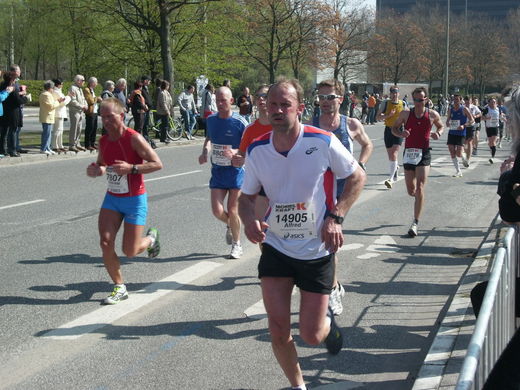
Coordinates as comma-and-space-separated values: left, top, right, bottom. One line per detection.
462, 158, 469, 168
408, 221, 418, 237
472, 149, 477, 156
329, 283, 346, 316
103, 285, 128, 305
229, 242, 243, 259
146, 228, 160, 258
393, 166, 399, 181
384, 179, 393, 189
452, 171, 463, 178
324, 307, 343, 355
489, 158, 494, 164
225, 226, 233, 245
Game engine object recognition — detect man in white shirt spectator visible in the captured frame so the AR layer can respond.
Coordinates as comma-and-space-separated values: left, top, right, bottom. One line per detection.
177, 85, 197, 140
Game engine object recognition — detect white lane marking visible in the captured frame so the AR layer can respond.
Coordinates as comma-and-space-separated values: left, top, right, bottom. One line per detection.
144, 170, 202, 183
244, 286, 298, 320
42, 261, 222, 340
338, 243, 364, 252
0, 199, 45, 211
366, 235, 398, 253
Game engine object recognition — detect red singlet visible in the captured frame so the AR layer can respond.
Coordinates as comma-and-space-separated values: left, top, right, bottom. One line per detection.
404, 108, 432, 149
99, 127, 145, 197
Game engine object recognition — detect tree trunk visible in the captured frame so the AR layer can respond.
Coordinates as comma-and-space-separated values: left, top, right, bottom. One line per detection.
159, 6, 173, 83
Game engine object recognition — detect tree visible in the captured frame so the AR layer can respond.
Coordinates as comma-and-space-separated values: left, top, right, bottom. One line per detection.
318, 0, 373, 82
369, 10, 428, 85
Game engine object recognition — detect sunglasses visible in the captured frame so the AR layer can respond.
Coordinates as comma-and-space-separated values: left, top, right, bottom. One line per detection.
256, 93, 267, 98
318, 94, 341, 101
413, 98, 427, 103
390, 89, 399, 93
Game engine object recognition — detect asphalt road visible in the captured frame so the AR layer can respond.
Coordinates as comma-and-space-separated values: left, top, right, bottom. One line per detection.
0, 123, 507, 390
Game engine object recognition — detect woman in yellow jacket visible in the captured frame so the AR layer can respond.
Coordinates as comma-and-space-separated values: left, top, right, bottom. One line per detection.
39, 80, 66, 155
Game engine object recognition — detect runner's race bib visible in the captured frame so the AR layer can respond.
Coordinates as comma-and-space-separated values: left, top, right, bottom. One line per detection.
403, 148, 422, 165
487, 118, 499, 127
449, 120, 460, 131
211, 144, 232, 166
106, 166, 129, 194
269, 202, 316, 240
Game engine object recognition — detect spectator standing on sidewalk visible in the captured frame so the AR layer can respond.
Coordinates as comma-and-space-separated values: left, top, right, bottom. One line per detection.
201, 83, 217, 119
84, 76, 102, 151
67, 74, 88, 152
0, 71, 14, 158
113, 78, 128, 117
51, 78, 70, 153
178, 85, 197, 140
140, 75, 154, 143
39, 80, 66, 155
156, 80, 173, 144
0, 70, 23, 157
10, 65, 29, 155
130, 81, 147, 135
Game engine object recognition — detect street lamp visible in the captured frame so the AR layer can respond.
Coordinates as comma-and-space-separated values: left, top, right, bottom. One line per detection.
445, 0, 450, 99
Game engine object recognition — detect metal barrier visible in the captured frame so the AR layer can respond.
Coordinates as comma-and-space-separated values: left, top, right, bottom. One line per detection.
456, 227, 518, 389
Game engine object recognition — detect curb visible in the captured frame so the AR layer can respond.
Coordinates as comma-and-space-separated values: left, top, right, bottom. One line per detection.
411, 215, 502, 389
0, 138, 203, 167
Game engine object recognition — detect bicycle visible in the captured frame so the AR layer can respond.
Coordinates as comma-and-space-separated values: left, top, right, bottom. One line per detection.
172, 112, 202, 139
127, 110, 181, 141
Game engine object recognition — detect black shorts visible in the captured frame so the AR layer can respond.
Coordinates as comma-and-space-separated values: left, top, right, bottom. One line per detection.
384, 126, 403, 148
258, 243, 334, 294
403, 148, 431, 171
486, 127, 498, 138
447, 134, 465, 146
465, 126, 475, 140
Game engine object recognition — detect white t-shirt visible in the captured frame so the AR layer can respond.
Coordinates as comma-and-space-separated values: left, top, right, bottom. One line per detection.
242, 124, 359, 260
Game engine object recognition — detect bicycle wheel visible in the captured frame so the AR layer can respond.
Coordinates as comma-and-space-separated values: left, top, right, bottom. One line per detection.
167, 117, 183, 141
127, 117, 134, 128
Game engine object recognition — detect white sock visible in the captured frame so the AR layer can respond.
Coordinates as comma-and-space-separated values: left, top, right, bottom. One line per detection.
292, 385, 307, 390
232, 240, 241, 246
452, 157, 460, 172
389, 160, 398, 180
115, 283, 126, 291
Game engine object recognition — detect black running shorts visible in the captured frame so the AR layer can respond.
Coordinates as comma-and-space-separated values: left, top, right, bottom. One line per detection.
258, 243, 334, 294
447, 134, 465, 146
465, 126, 475, 140
486, 127, 498, 138
403, 148, 431, 171
384, 126, 404, 148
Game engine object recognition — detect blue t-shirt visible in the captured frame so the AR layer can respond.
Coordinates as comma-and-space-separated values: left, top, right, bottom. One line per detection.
206, 113, 247, 187
448, 105, 467, 136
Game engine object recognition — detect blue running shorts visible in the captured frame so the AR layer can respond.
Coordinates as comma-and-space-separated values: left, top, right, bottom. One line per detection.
101, 193, 148, 226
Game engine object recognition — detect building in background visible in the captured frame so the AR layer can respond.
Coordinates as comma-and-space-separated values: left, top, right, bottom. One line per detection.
376, 0, 518, 20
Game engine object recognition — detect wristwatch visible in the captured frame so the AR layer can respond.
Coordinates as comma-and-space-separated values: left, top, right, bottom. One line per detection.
359, 162, 366, 171
328, 212, 344, 225
131, 165, 139, 174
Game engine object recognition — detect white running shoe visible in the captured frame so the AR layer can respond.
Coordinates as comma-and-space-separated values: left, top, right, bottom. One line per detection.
452, 171, 463, 177
489, 158, 494, 164
462, 158, 469, 168
329, 283, 346, 316
229, 243, 243, 259
408, 222, 418, 237
103, 285, 128, 305
384, 179, 393, 189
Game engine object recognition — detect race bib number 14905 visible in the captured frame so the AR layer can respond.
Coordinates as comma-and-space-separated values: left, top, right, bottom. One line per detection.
269, 202, 316, 240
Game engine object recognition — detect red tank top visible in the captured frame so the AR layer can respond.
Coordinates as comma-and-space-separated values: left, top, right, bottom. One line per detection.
99, 127, 145, 197
404, 108, 432, 149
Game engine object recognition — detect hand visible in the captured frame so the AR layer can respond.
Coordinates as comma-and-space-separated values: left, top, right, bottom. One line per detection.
232, 154, 245, 167
112, 159, 131, 175
59, 97, 66, 103
222, 148, 234, 160
5, 86, 14, 93
321, 218, 344, 253
501, 156, 515, 173
244, 220, 269, 244
86, 162, 102, 177
430, 132, 441, 140
401, 129, 411, 138
198, 153, 208, 165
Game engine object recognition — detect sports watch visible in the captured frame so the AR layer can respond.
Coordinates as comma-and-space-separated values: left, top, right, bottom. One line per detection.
328, 212, 344, 225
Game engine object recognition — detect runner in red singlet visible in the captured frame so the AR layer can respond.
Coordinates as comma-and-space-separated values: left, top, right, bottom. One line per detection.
86, 98, 163, 304
391, 87, 444, 237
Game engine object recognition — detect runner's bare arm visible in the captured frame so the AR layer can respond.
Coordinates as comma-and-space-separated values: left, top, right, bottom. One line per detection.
109, 132, 163, 175
199, 137, 211, 164
430, 110, 445, 139
391, 111, 409, 137
238, 193, 268, 244
86, 150, 107, 177
322, 167, 366, 253
349, 118, 373, 165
